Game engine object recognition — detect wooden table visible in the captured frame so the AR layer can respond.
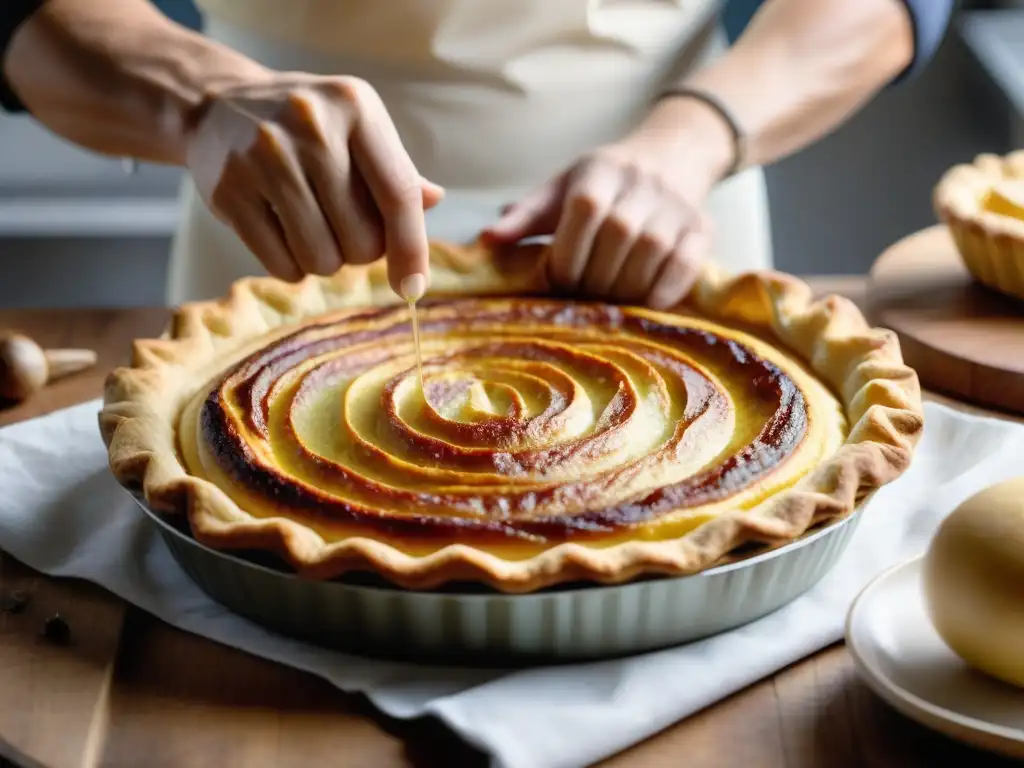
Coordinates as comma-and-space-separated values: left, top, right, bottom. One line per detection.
1, 280, 1020, 768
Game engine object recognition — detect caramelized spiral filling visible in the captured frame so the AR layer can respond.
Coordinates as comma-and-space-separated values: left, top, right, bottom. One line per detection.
178, 299, 846, 555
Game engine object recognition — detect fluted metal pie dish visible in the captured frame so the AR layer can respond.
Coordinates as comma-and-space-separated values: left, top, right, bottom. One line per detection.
131, 488, 865, 661
99, 239, 924, 661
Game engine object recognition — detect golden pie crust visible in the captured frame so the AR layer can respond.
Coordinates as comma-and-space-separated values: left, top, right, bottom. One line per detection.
934, 150, 1024, 300
100, 241, 924, 593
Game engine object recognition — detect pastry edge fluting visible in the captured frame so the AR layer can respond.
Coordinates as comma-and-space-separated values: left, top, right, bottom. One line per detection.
98, 239, 924, 593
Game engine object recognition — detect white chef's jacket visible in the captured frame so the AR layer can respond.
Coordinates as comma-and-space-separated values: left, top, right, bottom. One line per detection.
167, 0, 772, 303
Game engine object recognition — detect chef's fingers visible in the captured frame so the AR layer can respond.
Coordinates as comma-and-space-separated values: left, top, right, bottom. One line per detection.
613, 215, 685, 305
346, 82, 433, 299
216, 188, 301, 282
303, 146, 442, 267
302, 122, 386, 267
483, 174, 568, 243
250, 123, 343, 276
548, 163, 622, 290
646, 225, 709, 310
615, 242, 670, 305
210, 148, 302, 281
580, 183, 656, 298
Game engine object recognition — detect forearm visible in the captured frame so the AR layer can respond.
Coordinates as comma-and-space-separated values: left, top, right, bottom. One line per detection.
643, 0, 916, 181
3, 0, 269, 165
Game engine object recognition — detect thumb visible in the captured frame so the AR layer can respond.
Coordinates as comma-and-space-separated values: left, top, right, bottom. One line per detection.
421, 178, 446, 210
483, 175, 567, 243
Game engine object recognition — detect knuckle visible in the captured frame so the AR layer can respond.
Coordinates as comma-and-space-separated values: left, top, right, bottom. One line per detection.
618, 160, 645, 184
281, 91, 326, 140
569, 153, 601, 178
284, 90, 316, 117
570, 157, 615, 191
568, 192, 604, 221
591, 148, 641, 180
325, 76, 375, 108
254, 119, 278, 145
252, 120, 288, 161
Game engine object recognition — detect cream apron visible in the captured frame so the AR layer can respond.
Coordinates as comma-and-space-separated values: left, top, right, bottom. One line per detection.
167, 0, 772, 304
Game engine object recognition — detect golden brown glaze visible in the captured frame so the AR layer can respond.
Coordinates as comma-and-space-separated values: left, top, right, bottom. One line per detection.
192, 299, 822, 547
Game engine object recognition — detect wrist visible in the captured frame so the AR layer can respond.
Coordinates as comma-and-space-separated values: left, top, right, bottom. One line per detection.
118, 18, 272, 164
629, 94, 739, 192
162, 32, 273, 158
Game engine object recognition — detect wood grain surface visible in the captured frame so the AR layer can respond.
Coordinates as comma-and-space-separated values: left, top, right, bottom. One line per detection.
0, 285, 1020, 768
868, 225, 1024, 417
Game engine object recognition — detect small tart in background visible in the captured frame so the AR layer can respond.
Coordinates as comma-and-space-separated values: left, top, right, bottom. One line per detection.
934, 150, 1024, 300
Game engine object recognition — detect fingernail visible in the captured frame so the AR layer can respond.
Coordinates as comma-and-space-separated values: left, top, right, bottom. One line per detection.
400, 273, 428, 301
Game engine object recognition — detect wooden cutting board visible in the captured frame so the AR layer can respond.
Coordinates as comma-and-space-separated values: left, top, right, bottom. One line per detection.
867, 225, 1024, 416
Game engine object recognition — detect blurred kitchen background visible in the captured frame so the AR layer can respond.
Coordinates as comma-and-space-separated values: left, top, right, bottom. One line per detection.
0, 0, 1020, 307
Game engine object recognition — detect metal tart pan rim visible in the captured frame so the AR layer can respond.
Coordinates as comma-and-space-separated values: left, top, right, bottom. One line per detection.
131, 492, 862, 661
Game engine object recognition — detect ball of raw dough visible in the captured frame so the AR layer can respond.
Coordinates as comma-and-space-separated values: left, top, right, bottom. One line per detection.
922, 478, 1024, 689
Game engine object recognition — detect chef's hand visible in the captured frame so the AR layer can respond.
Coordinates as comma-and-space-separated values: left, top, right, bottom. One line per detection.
483, 97, 734, 310
186, 73, 442, 300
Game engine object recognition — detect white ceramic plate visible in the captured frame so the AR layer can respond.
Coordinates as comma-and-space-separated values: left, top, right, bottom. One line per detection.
846, 556, 1024, 760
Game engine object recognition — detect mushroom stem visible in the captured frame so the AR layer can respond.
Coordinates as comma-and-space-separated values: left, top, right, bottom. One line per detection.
0, 332, 98, 401
43, 348, 99, 380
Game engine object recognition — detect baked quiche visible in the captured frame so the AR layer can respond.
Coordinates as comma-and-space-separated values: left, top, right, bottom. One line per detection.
99, 242, 924, 593
935, 150, 1024, 300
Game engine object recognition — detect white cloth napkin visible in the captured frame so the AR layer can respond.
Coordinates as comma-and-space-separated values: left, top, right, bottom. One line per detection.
1, 400, 1022, 768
